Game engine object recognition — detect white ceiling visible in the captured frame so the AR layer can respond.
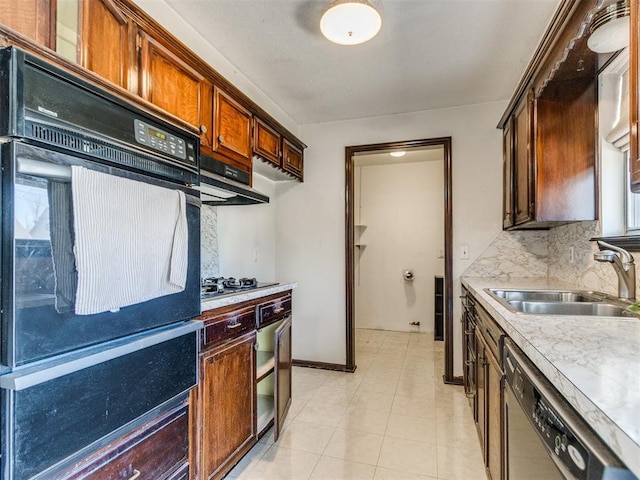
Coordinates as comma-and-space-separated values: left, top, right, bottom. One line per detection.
163, 0, 560, 125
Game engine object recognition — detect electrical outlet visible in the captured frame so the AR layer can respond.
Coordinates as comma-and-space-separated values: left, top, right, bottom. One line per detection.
460, 245, 469, 260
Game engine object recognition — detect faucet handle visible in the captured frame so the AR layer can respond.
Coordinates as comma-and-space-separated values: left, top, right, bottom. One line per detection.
596, 240, 634, 265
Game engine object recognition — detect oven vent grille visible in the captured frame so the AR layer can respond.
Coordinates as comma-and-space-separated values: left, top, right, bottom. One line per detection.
27, 122, 198, 184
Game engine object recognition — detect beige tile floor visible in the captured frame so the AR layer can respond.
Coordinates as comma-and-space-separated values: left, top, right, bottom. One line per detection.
226, 328, 486, 480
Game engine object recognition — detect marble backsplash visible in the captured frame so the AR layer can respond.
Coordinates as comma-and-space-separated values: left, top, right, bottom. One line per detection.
201, 205, 219, 279
465, 220, 632, 298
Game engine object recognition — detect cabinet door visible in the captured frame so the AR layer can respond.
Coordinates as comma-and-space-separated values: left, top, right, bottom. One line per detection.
282, 138, 303, 179
513, 90, 535, 225
631, 0, 640, 192
502, 116, 514, 229
254, 117, 281, 166
200, 332, 256, 480
0, 0, 55, 47
213, 87, 252, 167
475, 331, 486, 457
139, 32, 204, 129
486, 346, 503, 480
274, 316, 292, 442
81, 0, 133, 90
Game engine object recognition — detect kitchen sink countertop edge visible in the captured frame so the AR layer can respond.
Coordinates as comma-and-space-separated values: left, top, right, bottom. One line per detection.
201, 282, 297, 312
462, 276, 640, 478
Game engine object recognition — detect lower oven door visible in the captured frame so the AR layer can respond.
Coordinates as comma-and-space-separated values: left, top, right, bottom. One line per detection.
504, 382, 565, 479
1, 140, 201, 367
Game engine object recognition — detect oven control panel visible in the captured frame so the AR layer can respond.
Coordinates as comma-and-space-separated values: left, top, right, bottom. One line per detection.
134, 119, 189, 161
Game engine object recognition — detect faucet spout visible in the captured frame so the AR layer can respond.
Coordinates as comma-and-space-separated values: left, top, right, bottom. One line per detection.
594, 241, 636, 301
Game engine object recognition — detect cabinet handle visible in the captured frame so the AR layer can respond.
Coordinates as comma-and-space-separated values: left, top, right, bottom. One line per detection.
286, 156, 291, 163
218, 134, 225, 143
273, 307, 285, 314
200, 124, 208, 134
128, 470, 141, 480
227, 322, 242, 329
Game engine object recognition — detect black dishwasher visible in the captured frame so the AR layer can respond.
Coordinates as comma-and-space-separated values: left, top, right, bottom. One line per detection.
503, 338, 637, 480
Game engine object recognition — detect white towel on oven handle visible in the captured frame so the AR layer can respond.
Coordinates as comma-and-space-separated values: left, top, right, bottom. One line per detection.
71, 166, 188, 315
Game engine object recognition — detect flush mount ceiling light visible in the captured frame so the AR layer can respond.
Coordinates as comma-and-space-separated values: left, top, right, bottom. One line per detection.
320, 0, 382, 46
587, 0, 630, 54
390, 151, 406, 157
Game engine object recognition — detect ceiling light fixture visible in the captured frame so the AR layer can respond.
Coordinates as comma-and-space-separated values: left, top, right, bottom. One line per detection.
320, 0, 382, 46
390, 151, 406, 157
587, 0, 630, 54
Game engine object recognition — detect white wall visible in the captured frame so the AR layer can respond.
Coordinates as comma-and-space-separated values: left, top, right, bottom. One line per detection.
355, 161, 444, 332
217, 174, 278, 281
276, 102, 506, 373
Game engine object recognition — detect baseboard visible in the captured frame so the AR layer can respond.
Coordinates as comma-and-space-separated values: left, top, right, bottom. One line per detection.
292, 359, 357, 373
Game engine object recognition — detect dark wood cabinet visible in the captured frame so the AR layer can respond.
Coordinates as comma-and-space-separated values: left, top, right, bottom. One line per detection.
81, 0, 133, 90
631, 0, 640, 192
0, 0, 55, 48
199, 332, 256, 480
139, 32, 204, 129
58, 399, 191, 480
499, 0, 600, 230
194, 292, 293, 479
511, 90, 535, 227
213, 86, 253, 169
254, 117, 282, 166
282, 138, 303, 179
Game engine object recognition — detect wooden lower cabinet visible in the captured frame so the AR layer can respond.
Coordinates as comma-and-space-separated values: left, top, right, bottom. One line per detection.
485, 340, 503, 480
57, 398, 191, 480
199, 332, 256, 480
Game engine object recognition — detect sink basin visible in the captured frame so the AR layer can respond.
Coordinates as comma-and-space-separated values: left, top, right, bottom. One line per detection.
484, 288, 638, 318
507, 301, 633, 317
489, 289, 600, 303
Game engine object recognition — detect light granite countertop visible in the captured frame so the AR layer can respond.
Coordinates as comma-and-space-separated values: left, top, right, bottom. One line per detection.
462, 277, 640, 478
201, 282, 297, 312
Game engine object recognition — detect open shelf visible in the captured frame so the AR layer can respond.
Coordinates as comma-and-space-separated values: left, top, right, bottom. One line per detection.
256, 351, 275, 381
257, 394, 275, 433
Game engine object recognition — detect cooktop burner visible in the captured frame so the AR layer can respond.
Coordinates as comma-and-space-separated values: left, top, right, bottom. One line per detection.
201, 277, 277, 298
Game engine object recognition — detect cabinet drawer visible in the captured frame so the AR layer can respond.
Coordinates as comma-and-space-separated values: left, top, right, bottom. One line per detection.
60, 401, 189, 480
201, 305, 256, 350
257, 294, 292, 328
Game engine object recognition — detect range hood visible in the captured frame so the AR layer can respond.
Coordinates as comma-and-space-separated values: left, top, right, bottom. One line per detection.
197, 153, 269, 206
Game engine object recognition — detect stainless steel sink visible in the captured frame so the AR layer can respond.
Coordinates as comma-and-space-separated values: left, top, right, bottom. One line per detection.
489, 289, 601, 303
484, 288, 638, 318
506, 301, 633, 317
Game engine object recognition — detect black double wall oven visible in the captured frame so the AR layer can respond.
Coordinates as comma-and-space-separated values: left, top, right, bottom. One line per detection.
0, 47, 202, 479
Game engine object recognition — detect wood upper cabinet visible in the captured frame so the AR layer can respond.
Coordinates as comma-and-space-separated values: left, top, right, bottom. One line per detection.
200, 332, 256, 480
0, 0, 55, 47
631, 0, 640, 192
212, 86, 252, 168
502, 116, 514, 229
139, 31, 204, 129
253, 117, 282, 166
81, 0, 133, 90
512, 89, 535, 226
282, 138, 303, 179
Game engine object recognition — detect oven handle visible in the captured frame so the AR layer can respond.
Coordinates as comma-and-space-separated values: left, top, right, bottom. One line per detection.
16, 156, 201, 206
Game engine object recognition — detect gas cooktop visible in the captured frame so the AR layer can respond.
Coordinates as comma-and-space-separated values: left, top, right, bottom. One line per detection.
201, 277, 278, 299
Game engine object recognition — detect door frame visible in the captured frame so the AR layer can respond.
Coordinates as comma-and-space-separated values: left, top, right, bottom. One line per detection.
345, 137, 457, 384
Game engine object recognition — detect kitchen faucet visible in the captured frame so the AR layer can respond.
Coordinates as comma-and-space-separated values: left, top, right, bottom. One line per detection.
593, 241, 636, 301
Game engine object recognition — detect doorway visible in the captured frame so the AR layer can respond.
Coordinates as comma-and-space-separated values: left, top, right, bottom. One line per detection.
345, 137, 455, 384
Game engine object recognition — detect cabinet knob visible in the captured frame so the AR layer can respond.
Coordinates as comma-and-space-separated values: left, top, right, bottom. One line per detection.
200, 124, 208, 134
218, 134, 225, 143
286, 156, 291, 163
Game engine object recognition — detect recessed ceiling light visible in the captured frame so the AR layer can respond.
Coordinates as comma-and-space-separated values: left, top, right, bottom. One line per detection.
320, 0, 382, 46
390, 151, 406, 157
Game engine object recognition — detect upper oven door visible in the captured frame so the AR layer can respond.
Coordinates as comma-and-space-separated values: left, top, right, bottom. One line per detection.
1, 140, 201, 368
